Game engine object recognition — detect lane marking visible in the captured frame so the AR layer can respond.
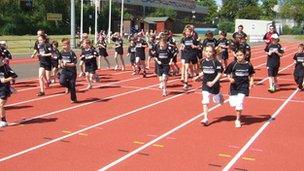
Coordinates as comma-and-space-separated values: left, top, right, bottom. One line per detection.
98, 62, 296, 170
0, 82, 195, 162
222, 89, 299, 171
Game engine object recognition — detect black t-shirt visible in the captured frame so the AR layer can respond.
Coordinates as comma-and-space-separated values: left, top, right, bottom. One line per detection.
155, 45, 173, 65
265, 43, 284, 68
224, 61, 255, 96
59, 50, 77, 73
181, 36, 198, 54
135, 39, 147, 58
128, 45, 136, 58
201, 38, 218, 48
0, 64, 17, 90
80, 48, 98, 68
217, 38, 230, 52
201, 58, 223, 94
52, 48, 60, 61
232, 31, 248, 40
113, 38, 123, 51
0, 47, 12, 59
293, 52, 304, 76
35, 43, 52, 64
97, 40, 107, 50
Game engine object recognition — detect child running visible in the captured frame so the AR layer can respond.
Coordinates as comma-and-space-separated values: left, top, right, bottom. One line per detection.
155, 37, 174, 96
59, 38, 78, 103
293, 43, 304, 90
79, 39, 99, 90
217, 31, 230, 70
0, 54, 18, 128
31, 34, 52, 96
264, 34, 284, 93
134, 33, 148, 78
224, 49, 255, 128
180, 26, 199, 90
112, 32, 125, 71
51, 41, 60, 83
127, 39, 137, 75
96, 34, 111, 69
193, 45, 224, 126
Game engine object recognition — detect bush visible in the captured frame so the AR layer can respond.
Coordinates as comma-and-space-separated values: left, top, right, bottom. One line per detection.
283, 25, 304, 35
218, 21, 235, 33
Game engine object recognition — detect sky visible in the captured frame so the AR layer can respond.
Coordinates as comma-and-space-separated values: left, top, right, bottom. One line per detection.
216, 0, 222, 6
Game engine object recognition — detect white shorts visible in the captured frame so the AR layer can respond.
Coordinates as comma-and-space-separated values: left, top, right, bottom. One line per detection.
202, 91, 223, 105
229, 93, 246, 110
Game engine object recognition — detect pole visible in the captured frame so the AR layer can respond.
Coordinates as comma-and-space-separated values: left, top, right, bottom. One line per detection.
70, 0, 76, 48
120, 0, 124, 37
94, 0, 98, 44
80, 0, 84, 40
108, 0, 112, 43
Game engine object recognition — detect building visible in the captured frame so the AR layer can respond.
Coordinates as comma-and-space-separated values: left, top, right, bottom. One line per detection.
102, 0, 208, 33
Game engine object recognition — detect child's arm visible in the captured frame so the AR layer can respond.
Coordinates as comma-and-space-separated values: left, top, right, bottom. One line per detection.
31, 50, 37, 58
207, 72, 222, 87
193, 72, 204, 81
249, 75, 254, 89
0, 77, 14, 83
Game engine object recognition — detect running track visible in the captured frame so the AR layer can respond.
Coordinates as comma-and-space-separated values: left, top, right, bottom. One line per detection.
0, 41, 303, 170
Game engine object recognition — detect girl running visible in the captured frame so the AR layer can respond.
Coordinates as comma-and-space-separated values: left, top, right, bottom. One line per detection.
293, 43, 304, 90
224, 49, 255, 128
127, 39, 137, 75
0, 55, 18, 128
155, 37, 173, 96
264, 34, 284, 93
112, 32, 125, 71
193, 45, 224, 126
51, 41, 60, 83
180, 26, 199, 90
31, 34, 52, 96
217, 31, 230, 69
146, 35, 157, 70
96, 34, 111, 69
59, 38, 78, 103
134, 33, 148, 78
79, 39, 99, 90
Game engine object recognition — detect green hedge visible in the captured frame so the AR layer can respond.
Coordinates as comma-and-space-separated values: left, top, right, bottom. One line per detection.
282, 25, 304, 35
218, 21, 235, 33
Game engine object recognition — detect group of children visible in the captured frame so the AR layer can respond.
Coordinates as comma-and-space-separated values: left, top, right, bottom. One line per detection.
0, 25, 304, 128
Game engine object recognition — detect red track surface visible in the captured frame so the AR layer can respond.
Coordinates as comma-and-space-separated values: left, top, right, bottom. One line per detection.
0, 41, 303, 171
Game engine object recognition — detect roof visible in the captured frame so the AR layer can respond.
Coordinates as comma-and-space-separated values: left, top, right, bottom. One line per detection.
144, 17, 171, 24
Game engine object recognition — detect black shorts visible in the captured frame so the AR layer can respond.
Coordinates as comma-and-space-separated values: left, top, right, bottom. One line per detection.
136, 54, 146, 61
157, 64, 170, 76
130, 55, 136, 64
115, 48, 123, 55
99, 49, 108, 57
0, 88, 11, 100
40, 62, 52, 71
51, 59, 59, 68
85, 66, 97, 74
184, 56, 198, 64
267, 67, 279, 77
219, 51, 228, 60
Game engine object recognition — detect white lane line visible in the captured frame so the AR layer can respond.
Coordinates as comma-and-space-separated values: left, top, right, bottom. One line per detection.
5, 77, 141, 108
0, 81, 194, 162
98, 61, 296, 170
222, 89, 298, 171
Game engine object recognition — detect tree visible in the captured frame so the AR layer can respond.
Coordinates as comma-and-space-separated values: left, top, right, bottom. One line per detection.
196, 0, 218, 23
149, 8, 177, 19
280, 0, 304, 26
260, 0, 278, 20
219, 0, 261, 20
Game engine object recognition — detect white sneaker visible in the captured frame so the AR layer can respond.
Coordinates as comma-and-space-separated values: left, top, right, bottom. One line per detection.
201, 118, 209, 126
183, 84, 188, 91
159, 83, 164, 89
0, 121, 8, 128
162, 89, 168, 96
235, 120, 241, 128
